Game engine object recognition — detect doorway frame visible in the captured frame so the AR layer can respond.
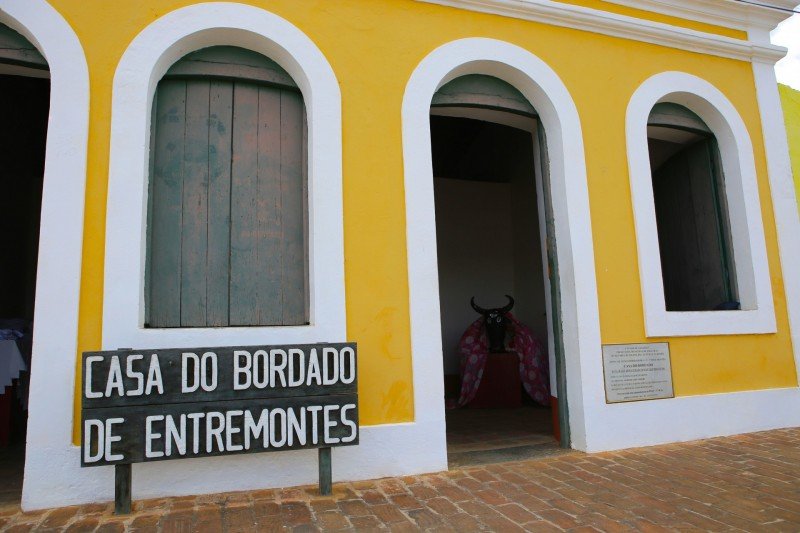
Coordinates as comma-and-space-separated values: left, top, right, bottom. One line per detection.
402, 38, 602, 452
0, 0, 90, 511
430, 106, 565, 444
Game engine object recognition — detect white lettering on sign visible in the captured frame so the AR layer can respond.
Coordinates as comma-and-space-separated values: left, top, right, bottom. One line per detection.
81, 344, 358, 467
322, 348, 339, 385
126, 354, 144, 395
229, 347, 355, 391
182, 352, 218, 393
105, 418, 125, 461
287, 408, 305, 446
83, 418, 126, 463
340, 347, 356, 384
244, 409, 268, 450
206, 412, 225, 453
323, 404, 340, 444
105, 357, 125, 397
135, 405, 358, 458
145, 354, 164, 395
270, 349, 288, 387
270, 408, 287, 447
83, 420, 104, 463
84, 356, 104, 399
226, 410, 243, 452
165, 414, 186, 456
288, 349, 304, 386
145, 415, 164, 458
187, 412, 203, 454
86, 354, 165, 399
341, 404, 357, 443
307, 405, 322, 445
307, 350, 322, 385
233, 350, 252, 390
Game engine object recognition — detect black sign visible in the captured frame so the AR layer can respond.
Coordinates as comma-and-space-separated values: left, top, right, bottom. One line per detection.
81, 343, 358, 467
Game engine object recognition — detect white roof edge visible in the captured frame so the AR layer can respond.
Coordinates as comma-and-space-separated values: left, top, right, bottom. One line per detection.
606, 0, 796, 32
416, 0, 789, 63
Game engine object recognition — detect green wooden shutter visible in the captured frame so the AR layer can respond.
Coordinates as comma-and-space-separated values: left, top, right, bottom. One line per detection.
0, 24, 47, 69
648, 103, 711, 134
431, 74, 536, 116
146, 56, 308, 328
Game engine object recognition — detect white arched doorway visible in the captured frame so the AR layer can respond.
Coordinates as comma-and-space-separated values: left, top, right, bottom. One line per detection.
0, 0, 90, 511
401, 38, 602, 454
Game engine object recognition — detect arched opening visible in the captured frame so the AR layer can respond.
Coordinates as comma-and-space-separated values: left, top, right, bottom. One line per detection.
647, 103, 737, 312
627, 72, 774, 337
0, 22, 49, 506
431, 75, 566, 466
404, 39, 598, 465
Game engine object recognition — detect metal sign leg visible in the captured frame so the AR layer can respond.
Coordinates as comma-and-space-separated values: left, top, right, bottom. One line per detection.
115, 464, 132, 515
318, 447, 332, 495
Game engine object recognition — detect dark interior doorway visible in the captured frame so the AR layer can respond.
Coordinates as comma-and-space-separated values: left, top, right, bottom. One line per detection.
0, 70, 50, 508
430, 109, 563, 467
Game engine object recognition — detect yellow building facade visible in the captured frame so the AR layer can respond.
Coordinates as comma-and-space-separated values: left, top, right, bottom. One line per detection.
2, 0, 800, 509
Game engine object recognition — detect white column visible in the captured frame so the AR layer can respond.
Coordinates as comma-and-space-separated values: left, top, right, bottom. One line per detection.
750, 39, 800, 385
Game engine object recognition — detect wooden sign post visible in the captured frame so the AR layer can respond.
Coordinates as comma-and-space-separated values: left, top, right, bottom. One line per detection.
81, 343, 358, 514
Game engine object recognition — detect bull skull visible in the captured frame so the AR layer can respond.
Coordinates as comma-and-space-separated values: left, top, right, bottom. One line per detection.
470, 295, 515, 353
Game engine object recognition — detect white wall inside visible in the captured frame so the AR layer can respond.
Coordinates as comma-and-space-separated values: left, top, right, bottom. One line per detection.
435, 172, 547, 376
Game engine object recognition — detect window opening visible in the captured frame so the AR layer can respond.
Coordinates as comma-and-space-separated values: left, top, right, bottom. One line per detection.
647, 103, 738, 311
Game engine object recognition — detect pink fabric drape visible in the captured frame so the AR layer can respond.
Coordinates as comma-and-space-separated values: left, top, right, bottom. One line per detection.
448, 314, 549, 408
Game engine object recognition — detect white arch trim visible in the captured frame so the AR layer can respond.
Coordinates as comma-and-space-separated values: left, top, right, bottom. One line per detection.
627, 72, 776, 336
402, 38, 600, 452
103, 2, 346, 349
0, 0, 90, 512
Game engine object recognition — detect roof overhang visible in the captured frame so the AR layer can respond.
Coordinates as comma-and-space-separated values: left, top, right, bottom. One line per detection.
416, 0, 792, 63
606, 0, 797, 33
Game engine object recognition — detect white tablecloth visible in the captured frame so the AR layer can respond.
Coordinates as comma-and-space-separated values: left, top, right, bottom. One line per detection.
0, 340, 26, 389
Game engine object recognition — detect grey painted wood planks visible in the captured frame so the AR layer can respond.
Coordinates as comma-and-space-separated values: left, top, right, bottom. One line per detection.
147, 69, 309, 328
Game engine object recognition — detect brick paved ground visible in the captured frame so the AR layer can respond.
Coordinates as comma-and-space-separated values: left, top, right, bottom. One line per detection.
2, 428, 800, 532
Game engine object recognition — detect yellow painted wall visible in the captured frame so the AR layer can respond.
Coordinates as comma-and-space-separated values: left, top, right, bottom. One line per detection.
781, 85, 800, 210
47, 0, 797, 444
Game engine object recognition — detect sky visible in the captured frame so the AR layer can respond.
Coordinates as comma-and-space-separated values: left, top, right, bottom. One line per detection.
772, 9, 800, 90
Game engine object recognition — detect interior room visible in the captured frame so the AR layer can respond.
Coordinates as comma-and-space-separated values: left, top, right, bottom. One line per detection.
430, 96, 561, 467
0, 24, 50, 507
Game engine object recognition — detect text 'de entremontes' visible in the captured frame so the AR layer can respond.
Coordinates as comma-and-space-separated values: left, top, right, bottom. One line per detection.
81, 343, 358, 466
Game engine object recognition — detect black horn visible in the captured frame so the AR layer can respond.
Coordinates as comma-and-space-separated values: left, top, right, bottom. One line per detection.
469, 295, 515, 353
500, 295, 515, 314
470, 297, 488, 315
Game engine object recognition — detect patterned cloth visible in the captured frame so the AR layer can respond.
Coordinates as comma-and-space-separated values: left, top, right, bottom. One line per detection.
0, 329, 23, 341
448, 313, 549, 408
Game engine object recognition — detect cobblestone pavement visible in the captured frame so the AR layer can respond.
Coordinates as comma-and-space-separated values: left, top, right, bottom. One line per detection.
2, 428, 800, 532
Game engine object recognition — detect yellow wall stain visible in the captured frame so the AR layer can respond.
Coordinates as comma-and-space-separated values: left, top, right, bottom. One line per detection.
45, 0, 797, 445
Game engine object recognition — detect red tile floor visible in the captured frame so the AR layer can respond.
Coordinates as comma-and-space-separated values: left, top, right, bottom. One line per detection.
2, 416, 800, 531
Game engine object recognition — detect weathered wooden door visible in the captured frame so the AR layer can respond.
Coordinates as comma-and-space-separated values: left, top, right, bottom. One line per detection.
146, 47, 308, 328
